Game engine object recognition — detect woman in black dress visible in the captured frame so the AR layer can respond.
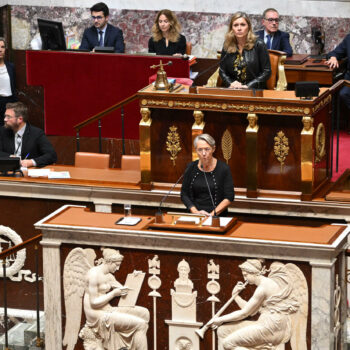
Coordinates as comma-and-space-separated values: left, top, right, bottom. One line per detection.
219, 12, 271, 89
148, 9, 186, 56
0, 37, 17, 125
181, 134, 234, 216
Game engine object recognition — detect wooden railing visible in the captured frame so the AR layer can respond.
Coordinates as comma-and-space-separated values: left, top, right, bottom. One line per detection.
0, 234, 44, 349
73, 93, 139, 154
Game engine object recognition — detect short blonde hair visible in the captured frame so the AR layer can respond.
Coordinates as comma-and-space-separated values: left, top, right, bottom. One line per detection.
223, 12, 257, 53
151, 9, 181, 43
194, 134, 216, 149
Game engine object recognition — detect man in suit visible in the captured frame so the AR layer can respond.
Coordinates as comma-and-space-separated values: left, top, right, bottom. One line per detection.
79, 2, 125, 53
326, 34, 350, 112
256, 8, 293, 57
0, 102, 57, 168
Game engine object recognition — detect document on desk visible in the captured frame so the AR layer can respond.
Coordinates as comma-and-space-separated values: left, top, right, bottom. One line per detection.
27, 169, 51, 177
202, 217, 233, 227
48, 171, 71, 179
118, 270, 145, 307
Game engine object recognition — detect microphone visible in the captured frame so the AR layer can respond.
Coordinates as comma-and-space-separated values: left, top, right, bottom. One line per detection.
155, 173, 184, 223
200, 164, 219, 224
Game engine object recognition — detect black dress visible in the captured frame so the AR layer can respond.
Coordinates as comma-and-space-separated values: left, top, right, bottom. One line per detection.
181, 159, 234, 215
219, 39, 271, 89
148, 34, 186, 55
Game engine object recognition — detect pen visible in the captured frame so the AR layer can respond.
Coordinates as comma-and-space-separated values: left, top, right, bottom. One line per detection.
24, 153, 30, 160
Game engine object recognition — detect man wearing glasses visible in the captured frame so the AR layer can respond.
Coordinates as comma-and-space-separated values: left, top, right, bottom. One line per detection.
80, 2, 125, 53
0, 102, 57, 168
256, 8, 293, 57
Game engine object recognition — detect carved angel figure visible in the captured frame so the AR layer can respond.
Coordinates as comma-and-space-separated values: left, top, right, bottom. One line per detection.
209, 259, 308, 350
63, 247, 150, 350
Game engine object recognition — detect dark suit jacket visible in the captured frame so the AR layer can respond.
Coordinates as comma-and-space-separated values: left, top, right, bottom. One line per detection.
4, 61, 17, 99
0, 123, 57, 167
256, 29, 293, 57
327, 34, 350, 74
79, 23, 124, 53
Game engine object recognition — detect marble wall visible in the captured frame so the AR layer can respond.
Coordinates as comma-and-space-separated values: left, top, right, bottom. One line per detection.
9, 4, 350, 57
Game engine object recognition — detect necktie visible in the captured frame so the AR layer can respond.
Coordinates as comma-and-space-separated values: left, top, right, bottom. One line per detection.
15, 134, 22, 157
98, 30, 104, 47
266, 34, 271, 50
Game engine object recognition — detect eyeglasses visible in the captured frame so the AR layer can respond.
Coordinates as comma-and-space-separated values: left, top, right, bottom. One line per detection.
91, 15, 104, 20
196, 147, 212, 154
265, 18, 280, 23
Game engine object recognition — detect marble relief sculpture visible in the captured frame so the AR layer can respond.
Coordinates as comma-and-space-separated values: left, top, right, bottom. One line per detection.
166, 259, 202, 350
63, 247, 150, 350
208, 259, 308, 350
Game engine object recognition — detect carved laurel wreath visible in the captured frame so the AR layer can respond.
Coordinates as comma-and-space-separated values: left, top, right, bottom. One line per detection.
274, 130, 289, 173
166, 125, 182, 166
0, 225, 25, 277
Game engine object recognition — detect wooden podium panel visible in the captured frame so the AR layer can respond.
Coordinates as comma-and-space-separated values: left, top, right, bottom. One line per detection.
138, 85, 332, 200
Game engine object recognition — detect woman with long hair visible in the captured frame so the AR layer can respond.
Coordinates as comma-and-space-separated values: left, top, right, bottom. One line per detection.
219, 12, 271, 89
0, 37, 17, 125
148, 9, 186, 56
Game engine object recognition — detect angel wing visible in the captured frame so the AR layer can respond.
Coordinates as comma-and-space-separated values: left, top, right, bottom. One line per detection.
62, 248, 96, 350
284, 263, 308, 350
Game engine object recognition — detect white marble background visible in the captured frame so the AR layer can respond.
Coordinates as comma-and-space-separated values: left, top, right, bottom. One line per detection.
5, 1, 350, 57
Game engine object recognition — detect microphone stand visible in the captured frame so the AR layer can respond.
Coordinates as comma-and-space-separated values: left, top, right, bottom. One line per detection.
155, 174, 184, 224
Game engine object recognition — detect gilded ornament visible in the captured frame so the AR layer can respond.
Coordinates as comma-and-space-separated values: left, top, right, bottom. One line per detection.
168, 101, 174, 107
141, 99, 148, 106
166, 126, 182, 166
276, 106, 282, 113
274, 131, 289, 173
315, 123, 326, 162
221, 129, 233, 164
195, 102, 200, 109
249, 105, 255, 112
303, 108, 310, 115
222, 103, 228, 110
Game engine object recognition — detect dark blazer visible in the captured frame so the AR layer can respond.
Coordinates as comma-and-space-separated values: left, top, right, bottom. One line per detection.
0, 123, 57, 167
148, 34, 186, 55
256, 29, 293, 57
327, 34, 350, 74
219, 39, 271, 89
4, 61, 17, 99
79, 23, 125, 53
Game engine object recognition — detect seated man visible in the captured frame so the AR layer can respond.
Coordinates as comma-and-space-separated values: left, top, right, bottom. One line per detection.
326, 34, 350, 112
256, 8, 293, 57
79, 2, 125, 53
0, 102, 57, 168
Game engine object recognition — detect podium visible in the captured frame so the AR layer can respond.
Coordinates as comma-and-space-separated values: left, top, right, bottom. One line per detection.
137, 85, 332, 200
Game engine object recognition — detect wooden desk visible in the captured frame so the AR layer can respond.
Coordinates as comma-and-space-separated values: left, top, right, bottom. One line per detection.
138, 85, 332, 200
285, 57, 346, 85
36, 205, 349, 350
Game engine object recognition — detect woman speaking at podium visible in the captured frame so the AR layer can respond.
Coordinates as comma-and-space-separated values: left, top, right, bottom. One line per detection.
181, 134, 234, 217
219, 12, 271, 89
148, 9, 187, 56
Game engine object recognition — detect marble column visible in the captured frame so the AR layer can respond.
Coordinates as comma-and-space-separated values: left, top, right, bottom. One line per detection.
311, 260, 335, 350
41, 240, 62, 350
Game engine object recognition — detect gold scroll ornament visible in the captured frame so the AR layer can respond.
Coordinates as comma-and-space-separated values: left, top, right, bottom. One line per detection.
166, 126, 182, 166
315, 123, 326, 162
221, 129, 233, 164
274, 131, 289, 173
